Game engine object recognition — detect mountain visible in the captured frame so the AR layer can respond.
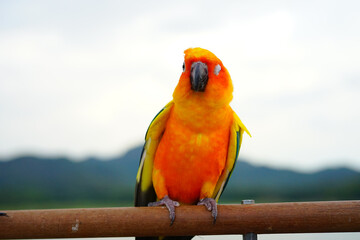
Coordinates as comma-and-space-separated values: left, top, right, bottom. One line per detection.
0, 146, 359, 210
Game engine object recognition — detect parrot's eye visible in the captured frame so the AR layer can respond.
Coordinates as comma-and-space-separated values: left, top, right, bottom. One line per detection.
214, 64, 221, 76
182, 62, 185, 72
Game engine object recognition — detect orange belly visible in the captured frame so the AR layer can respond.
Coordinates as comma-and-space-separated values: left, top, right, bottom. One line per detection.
153, 107, 232, 204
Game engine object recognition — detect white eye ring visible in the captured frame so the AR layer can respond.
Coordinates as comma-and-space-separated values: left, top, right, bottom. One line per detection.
214, 64, 221, 75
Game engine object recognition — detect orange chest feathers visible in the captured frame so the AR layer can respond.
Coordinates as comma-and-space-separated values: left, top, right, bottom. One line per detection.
153, 106, 233, 204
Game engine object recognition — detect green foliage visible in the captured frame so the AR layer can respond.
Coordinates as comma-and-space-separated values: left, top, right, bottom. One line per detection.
0, 146, 359, 210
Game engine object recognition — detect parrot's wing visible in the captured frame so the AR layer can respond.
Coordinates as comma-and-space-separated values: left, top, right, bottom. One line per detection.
213, 112, 251, 202
135, 101, 174, 207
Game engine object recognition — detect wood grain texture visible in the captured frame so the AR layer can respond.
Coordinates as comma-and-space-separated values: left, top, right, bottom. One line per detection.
0, 201, 359, 239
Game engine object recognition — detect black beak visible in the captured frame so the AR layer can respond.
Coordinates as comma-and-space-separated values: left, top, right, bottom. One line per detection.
190, 61, 208, 92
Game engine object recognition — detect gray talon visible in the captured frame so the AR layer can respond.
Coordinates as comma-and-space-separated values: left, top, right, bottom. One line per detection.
197, 198, 217, 224
148, 195, 180, 225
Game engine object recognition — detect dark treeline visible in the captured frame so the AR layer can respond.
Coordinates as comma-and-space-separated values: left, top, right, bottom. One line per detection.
1, 146, 359, 209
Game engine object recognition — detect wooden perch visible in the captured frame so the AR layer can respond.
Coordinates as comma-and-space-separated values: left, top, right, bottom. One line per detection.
0, 200, 359, 239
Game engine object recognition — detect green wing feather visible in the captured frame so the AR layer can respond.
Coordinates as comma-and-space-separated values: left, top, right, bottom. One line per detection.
135, 101, 174, 207
213, 112, 251, 202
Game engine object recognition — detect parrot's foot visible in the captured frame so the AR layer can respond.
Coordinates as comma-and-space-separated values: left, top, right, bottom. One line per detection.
197, 198, 217, 224
0, 212, 8, 217
148, 195, 180, 225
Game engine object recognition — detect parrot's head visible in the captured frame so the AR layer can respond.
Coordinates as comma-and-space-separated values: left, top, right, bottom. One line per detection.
173, 48, 234, 107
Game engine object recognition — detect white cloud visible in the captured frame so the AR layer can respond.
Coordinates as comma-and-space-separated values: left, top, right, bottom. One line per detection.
0, 0, 359, 171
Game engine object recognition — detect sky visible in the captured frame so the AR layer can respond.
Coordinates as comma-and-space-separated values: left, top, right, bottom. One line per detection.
0, 0, 359, 172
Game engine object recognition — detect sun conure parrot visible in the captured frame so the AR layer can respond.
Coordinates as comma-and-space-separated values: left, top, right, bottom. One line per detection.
135, 47, 250, 239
